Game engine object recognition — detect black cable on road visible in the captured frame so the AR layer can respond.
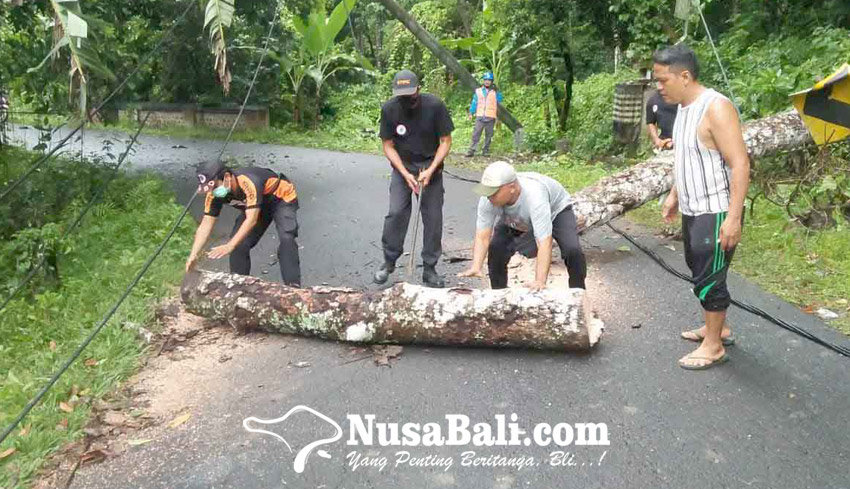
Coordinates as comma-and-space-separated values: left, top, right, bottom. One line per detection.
443, 167, 479, 184
606, 222, 850, 359
0, 113, 151, 315
0, 9, 282, 447
0, 0, 195, 204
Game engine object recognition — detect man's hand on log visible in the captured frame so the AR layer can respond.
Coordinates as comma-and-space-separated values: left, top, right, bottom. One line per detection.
458, 267, 485, 278
208, 243, 235, 260
185, 253, 199, 272
528, 280, 547, 293
654, 137, 673, 150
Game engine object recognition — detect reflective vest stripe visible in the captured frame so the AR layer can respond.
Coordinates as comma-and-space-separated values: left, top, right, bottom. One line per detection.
476, 88, 498, 118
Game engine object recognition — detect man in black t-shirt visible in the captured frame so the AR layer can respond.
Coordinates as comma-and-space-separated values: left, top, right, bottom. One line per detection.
374, 70, 454, 288
646, 89, 678, 150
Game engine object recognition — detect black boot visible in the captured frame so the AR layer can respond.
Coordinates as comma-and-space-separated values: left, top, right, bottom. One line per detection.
373, 262, 395, 284
422, 266, 445, 288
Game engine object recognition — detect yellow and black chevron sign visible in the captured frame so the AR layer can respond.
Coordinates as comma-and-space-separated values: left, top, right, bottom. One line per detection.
791, 64, 850, 145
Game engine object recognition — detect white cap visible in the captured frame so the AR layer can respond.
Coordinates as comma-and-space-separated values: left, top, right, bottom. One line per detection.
473, 161, 517, 197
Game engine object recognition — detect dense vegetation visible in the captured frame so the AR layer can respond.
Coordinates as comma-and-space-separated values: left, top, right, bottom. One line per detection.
0, 146, 193, 488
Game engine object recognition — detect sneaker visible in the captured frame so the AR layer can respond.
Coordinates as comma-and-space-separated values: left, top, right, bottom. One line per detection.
422, 267, 445, 288
464, 151, 474, 158
373, 262, 395, 284
481, 151, 490, 157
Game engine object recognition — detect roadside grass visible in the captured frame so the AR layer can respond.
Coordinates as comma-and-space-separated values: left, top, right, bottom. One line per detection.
0, 146, 193, 488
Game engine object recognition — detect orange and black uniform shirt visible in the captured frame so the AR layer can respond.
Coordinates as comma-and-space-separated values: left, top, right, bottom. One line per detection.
204, 167, 297, 217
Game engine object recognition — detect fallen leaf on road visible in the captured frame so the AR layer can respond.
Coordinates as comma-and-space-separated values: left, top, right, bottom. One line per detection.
617, 245, 632, 252
0, 448, 15, 460
664, 244, 676, 251
103, 411, 126, 426
372, 345, 404, 367
128, 439, 153, 447
59, 402, 74, 413
168, 412, 191, 429
291, 361, 311, 368
80, 449, 110, 465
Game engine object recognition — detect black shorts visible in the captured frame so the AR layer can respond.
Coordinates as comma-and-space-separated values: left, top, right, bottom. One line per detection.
683, 211, 739, 311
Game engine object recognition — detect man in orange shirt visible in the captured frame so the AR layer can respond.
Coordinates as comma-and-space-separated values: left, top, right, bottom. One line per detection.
186, 160, 302, 287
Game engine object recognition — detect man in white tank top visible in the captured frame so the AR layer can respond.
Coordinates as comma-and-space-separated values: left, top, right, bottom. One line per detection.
653, 45, 750, 370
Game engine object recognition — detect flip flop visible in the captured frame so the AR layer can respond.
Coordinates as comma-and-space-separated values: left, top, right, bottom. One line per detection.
681, 330, 735, 346
679, 353, 730, 371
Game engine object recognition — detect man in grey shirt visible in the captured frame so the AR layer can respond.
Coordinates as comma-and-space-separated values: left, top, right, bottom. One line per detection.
458, 161, 586, 290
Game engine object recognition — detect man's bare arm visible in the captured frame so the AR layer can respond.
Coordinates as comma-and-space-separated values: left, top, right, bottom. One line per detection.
430, 135, 452, 172
187, 215, 216, 271
708, 99, 750, 250
532, 235, 554, 291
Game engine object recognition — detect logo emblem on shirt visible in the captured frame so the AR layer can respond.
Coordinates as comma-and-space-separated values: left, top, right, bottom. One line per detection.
653, 105, 659, 113
396, 124, 407, 136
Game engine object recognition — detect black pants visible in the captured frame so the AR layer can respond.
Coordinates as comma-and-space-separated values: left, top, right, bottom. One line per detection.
488, 206, 587, 289
683, 212, 738, 311
381, 163, 444, 268
230, 200, 302, 286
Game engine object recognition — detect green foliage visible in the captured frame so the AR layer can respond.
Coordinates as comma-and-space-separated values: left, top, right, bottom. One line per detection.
564, 69, 639, 157
694, 26, 850, 120
0, 147, 193, 488
750, 144, 850, 231
284, 0, 369, 126
608, 0, 676, 65
203, 0, 236, 94
441, 8, 534, 85
384, 0, 461, 76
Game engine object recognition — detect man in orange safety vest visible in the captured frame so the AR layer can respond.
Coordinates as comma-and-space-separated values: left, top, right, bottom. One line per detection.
466, 71, 503, 157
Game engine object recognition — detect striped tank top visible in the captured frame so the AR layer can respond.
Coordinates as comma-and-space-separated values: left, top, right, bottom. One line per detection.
672, 88, 732, 216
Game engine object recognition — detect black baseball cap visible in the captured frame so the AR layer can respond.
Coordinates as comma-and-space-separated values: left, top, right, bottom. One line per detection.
196, 160, 226, 192
392, 70, 419, 96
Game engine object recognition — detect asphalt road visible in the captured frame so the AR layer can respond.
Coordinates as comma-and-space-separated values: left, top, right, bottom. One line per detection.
11, 127, 849, 489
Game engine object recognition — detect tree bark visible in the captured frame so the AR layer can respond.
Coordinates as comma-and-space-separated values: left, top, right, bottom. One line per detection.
374, 0, 522, 135
572, 110, 811, 233
181, 271, 604, 351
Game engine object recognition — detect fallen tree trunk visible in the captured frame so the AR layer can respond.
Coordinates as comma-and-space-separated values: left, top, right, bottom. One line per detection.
573, 109, 811, 233
181, 271, 604, 351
